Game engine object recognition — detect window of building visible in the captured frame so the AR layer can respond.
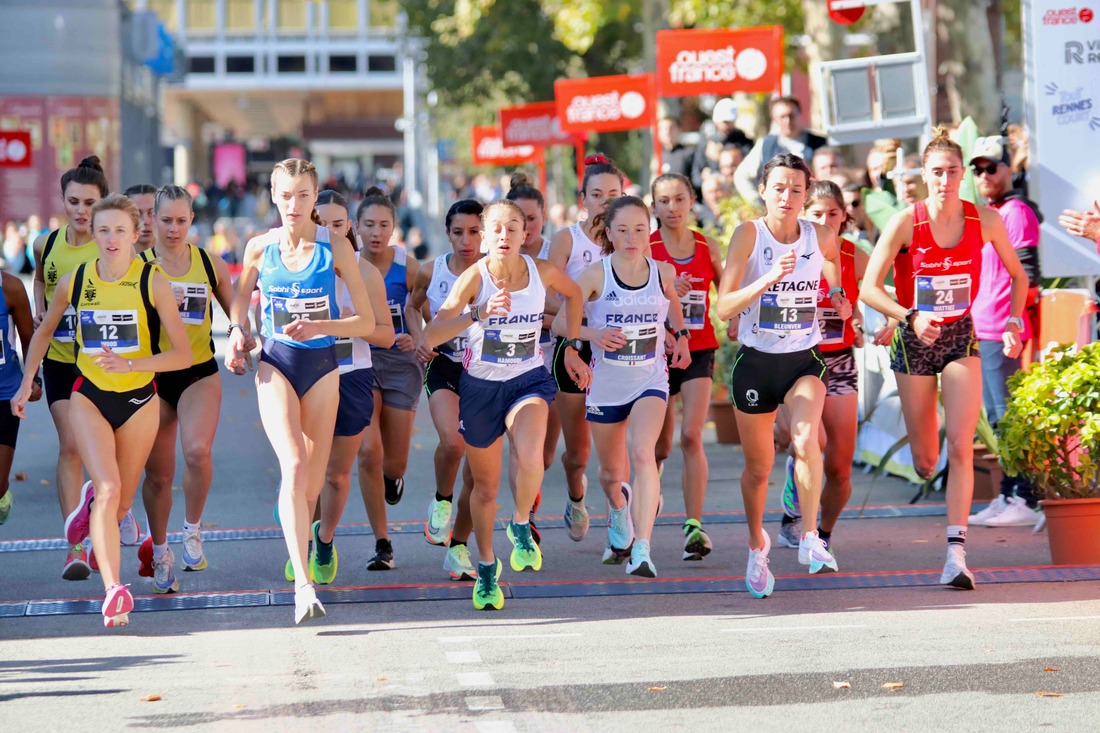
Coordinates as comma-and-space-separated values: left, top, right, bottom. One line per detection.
226, 55, 255, 73
277, 0, 308, 32
277, 55, 307, 73
369, 0, 398, 29
368, 55, 397, 73
147, 0, 177, 31
225, 0, 256, 34
329, 55, 358, 73
186, 0, 217, 32
188, 56, 216, 73
329, 0, 359, 32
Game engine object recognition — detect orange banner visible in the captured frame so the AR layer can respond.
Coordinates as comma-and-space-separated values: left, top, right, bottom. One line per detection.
554, 74, 656, 134
499, 102, 585, 148
656, 26, 784, 98
470, 126, 542, 166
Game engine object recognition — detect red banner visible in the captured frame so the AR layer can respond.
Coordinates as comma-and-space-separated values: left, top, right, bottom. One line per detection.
470, 126, 542, 166
554, 74, 656, 134
499, 102, 585, 148
656, 26, 784, 97
0, 131, 32, 168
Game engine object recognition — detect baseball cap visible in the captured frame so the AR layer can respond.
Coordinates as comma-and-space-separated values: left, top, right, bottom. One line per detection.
712, 98, 738, 123
969, 136, 1010, 166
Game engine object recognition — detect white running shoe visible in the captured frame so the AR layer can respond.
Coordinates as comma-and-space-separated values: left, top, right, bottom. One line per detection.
745, 532, 775, 599
118, 510, 140, 546
424, 497, 453, 546
983, 496, 1041, 527
152, 547, 179, 594
777, 519, 802, 549
940, 546, 975, 590
969, 495, 1008, 525
181, 531, 208, 571
443, 543, 475, 580
798, 530, 839, 574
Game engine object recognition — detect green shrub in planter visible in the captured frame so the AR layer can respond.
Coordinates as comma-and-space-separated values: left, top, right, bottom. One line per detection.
999, 343, 1100, 500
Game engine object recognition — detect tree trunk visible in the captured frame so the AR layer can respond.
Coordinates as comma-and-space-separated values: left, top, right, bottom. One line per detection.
802, 0, 847, 131
935, 0, 999, 131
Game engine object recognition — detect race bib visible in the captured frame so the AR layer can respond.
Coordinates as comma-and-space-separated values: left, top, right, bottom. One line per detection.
540, 327, 553, 345
439, 334, 468, 361
270, 295, 331, 340
480, 328, 537, 365
603, 324, 659, 366
915, 274, 971, 317
172, 282, 208, 326
681, 290, 707, 330
759, 293, 816, 333
53, 305, 77, 343
389, 302, 406, 334
79, 309, 140, 353
818, 307, 846, 346
335, 336, 354, 367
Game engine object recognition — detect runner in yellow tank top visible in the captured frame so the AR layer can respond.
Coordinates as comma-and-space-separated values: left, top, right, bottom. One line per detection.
14, 194, 191, 628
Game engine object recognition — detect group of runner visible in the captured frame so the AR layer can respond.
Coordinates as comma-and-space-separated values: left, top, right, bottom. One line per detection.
7, 125, 1027, 625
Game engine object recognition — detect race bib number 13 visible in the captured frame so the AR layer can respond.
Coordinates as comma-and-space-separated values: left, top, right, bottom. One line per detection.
759, 293, 815, 333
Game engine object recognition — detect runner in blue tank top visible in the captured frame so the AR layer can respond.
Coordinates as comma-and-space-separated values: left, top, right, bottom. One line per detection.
0, 270, 43, 526
227, 159, 376, 624
357, 187, 422, 572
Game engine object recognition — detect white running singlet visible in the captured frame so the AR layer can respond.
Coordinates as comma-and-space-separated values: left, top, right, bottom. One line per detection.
335, 250, 373, 374
463, 255, 547, 381
428, 254, 471, 363
564, 222, 604, 282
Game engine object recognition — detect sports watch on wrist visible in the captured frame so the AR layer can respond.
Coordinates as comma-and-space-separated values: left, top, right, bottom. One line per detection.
898, 308, 919, 331
566, 338, 584, 352
1006, 316, 1024, 330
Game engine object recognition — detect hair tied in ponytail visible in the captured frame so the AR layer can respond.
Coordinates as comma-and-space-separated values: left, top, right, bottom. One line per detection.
584, 153, 611, 166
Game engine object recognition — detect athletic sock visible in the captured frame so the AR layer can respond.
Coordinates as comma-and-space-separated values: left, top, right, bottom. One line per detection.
478, 561, 495, 572
435, 491, 451, 503
152, 542, 168, 560
512, 519, 529, 528
449, 538, 467, 549
947, 525, 967, 547
315, 535, 334, 565
183, 520, 200, 534
781, 514, 796, 526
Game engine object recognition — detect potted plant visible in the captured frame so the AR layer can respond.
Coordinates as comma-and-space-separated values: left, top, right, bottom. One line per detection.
999, 343, 1100, 564
709, 332, 741, 444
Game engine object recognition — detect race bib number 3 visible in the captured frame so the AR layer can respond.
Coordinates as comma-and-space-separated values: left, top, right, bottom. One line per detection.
681, 290, 706, 330
759, 293, 815, 333
53, 305, 77, 343
603, 324, 659, 366
818, 307, 845, 346
481, 329, 537, 365
79, 309, 140, 353
173, 282, 209, 325
916, 275, 971, 316
271, 295, 330, 340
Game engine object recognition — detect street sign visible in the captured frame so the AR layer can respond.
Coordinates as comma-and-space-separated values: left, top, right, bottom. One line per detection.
656, 26, 784, 97
554, 74, 656, 134
0, 131, 32, 168
499, 102, 585, 148
470, 126, 541, 166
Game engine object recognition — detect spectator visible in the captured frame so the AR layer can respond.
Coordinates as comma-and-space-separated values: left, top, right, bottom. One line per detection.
895, 153, 927, 206
967, 135, 1043, 528
1058, 200, 1100, 252
717, 145, 744, 183
657, 116, 696, 182
2, 222, 26, 273
733, 96, 828, 204
694, 173, 732, 230
864, 138, 902, 190
1007, 123, 1031, 196
692, 97, 753, 194
842, 182, 871, 240
812, 146, 846, 181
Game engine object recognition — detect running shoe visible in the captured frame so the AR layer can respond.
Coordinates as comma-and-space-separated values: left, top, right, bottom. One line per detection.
983, 496, 1041, 527
102, 584, 134, 628
294, 584, 326, 624
384, 475, 405, 505
606, 482, 635, 553
444, 543, 476, 580
940, 546, 975, 590
564, 499, 590, 542
682, 519, 713, 561
0, 490, 11, 525
746, 532, 775, 599
529, 518, 541, 546
64, 480, 95, 545
152, 546, 179, 594
367, 538, 395, 570
506, 521, 542, 572
424, 497, 453, 546
118, 510, 140, 546
798, 530, 839, 574
781, 456, 800, 519
627, 540, 657, 578
137, 536, 154, 578
88, 542, 99, 573
181, 530, 208, 571
777, 518, 802, 549
62, 543, 91, 581
309, 521, 338, 585
532, 488, 542, 514
969, 495, 1008, 525
472, 558, 504, 611
285, 553, 316, 583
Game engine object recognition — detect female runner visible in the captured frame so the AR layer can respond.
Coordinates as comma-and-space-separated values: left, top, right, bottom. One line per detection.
860, 129, 1026, 589
563, 196, 690, 577
408, 200, 482, 579
547, 155, 623, 541
649, 172, 724, 562
226, 159, 375, 623
0, 269, 43, 525
358, 187, 421, 570
424, 200, 590, 610
715, 153, 852, 599
15, 193, 191, 626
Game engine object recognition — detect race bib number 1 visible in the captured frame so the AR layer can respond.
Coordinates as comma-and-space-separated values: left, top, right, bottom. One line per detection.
603, 324, 659, 366
271, 296, 331, 340
759, 293, 815, 333
681, 290, 706, 331
915, 275, 971, 317
172, 282, 209, 325
53, 305, 77, 343
481, 329, 537, 364
79, 309, 140, 353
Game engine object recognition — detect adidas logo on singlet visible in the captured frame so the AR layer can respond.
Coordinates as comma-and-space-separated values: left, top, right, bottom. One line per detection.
586, 405, 604, 415
604, 290, 619, 301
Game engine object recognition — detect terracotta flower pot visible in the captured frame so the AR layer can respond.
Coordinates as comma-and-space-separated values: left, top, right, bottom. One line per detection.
1039, 497, 1100, 565
708, 400, 741, 445
972, 449, 1003, 502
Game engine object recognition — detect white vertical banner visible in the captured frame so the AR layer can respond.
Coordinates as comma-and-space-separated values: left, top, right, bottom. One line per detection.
1023, 1, 1100, 276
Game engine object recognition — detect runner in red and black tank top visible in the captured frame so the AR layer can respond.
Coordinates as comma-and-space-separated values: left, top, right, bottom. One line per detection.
815, 236, 859, 352
649, 172, 725, 563
903, 199, 984, 324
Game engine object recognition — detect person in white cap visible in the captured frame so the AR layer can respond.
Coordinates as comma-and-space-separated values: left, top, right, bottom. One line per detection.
734, 96, 828, 205
691, 97, 753, 194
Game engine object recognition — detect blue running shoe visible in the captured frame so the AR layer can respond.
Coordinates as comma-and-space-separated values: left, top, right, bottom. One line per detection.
606, 482, 635, 552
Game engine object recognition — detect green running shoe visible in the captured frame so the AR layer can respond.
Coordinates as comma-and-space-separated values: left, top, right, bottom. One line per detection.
682, 518, 713, 561
506, 521, 542, 572
0, 490, 10, 525
285, 541, 314, 583
473, 558, 504, 610
309, 521, 338, 585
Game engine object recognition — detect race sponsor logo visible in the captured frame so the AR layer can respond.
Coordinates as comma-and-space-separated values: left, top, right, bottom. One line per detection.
586, 404, 604, 415
667, 46, 768, 85
476, 135, 535, 163
745, 389, 759, 407
1043, 6, 1094, 24
915, 257, 974, 271
1065, 40, 1100, 63
1050, 86, 1094, 124
565, 90, 647, 126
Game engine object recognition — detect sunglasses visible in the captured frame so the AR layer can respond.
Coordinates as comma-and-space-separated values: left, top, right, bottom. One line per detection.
848, 199, 861, 208
971, 162, 1001, 176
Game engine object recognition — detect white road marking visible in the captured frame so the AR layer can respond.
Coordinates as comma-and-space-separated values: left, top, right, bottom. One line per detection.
456, 671, 496, 687
475, 723, 517, 733
721, 624, 867, 632
466, 695, 505, 711
438, 633, 581, 643
445, 650, 482, 664
1009, 615, 1100, 623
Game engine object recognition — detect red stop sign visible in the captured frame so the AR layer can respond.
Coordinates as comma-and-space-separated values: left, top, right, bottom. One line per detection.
828, 0, 866, 25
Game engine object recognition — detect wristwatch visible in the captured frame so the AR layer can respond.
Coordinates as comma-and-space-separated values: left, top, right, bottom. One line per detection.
898, 308, 918, 331
565, 338, 584, 352
828, 286, 844, 298
1006, 316, 1024, 330
226, 322, 243, 339
674, 328, 690, 340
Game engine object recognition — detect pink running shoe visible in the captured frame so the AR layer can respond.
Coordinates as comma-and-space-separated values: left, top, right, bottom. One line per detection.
64, 481, 95, 545
102, 584, 134, 628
